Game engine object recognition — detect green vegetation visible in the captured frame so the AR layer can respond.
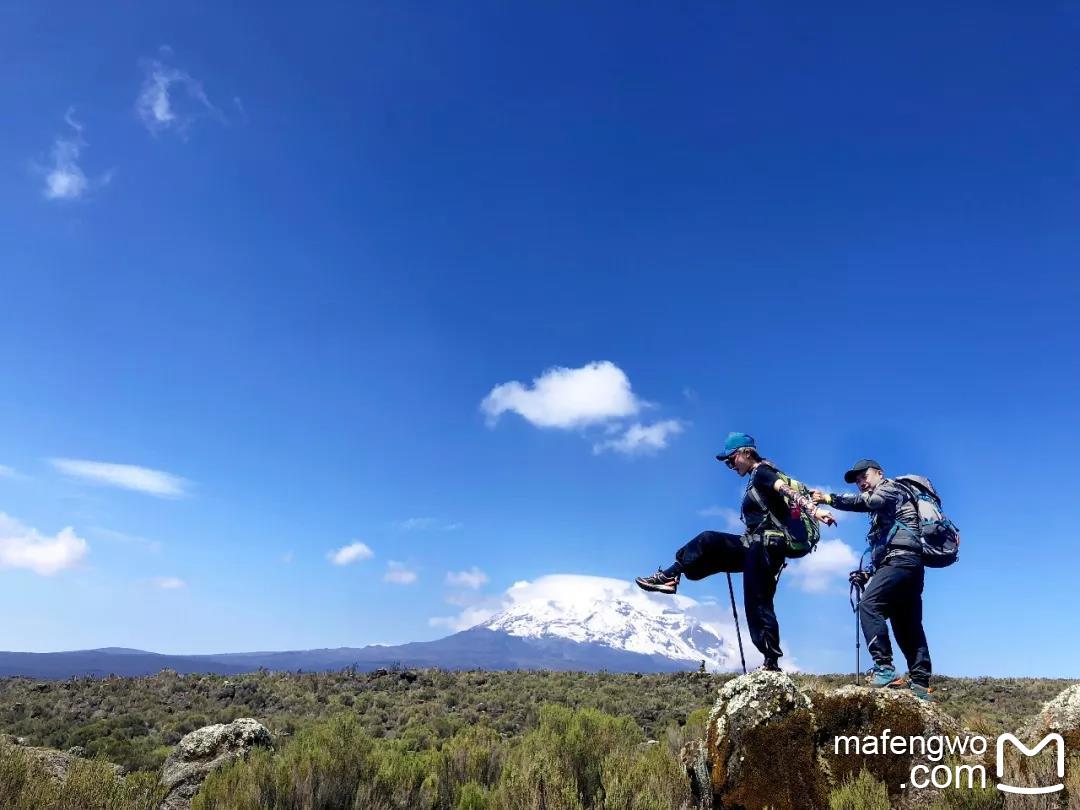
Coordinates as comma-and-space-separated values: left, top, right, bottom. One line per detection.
828, 769, 890, 810
0, 669, 722, 774
0, 737, 164, 810
0, 669, 1074, 809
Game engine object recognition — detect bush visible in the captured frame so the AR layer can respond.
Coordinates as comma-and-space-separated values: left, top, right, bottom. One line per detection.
0, 740, 164, 810
828, 769, 890, 810
600, 743, 691, 810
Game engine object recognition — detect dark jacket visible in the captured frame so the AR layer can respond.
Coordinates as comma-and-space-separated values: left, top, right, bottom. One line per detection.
830, 479, 920, 563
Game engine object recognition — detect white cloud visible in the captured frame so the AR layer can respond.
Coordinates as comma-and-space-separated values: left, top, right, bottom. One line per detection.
0, 513, 88, 576
593, 420, 684, 455
41, 109, 110, 201
137, 50, 221, 136
153, 576, 185, 590
328, 541, 374, 566
50, 458, 189, 498
384, 561, 417, 585
785, 539, 860, 593
446, 567, 488, 590
697, 506, 744, 533
429, 605, 499, 631
482, 361, 641, 429
396, 517, 462, 532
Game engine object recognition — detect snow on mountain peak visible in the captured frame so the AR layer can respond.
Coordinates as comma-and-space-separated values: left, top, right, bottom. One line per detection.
476, 574, 738, 672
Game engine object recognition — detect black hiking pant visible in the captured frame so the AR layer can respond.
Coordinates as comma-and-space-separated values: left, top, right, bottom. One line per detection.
674, 530, 786, 663
859, 555, 932, 686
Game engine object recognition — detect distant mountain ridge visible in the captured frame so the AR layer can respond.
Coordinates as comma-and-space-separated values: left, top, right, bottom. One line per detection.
1, 577, 736, 679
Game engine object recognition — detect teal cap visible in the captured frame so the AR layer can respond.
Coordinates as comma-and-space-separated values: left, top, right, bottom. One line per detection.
716, 432, 756, 462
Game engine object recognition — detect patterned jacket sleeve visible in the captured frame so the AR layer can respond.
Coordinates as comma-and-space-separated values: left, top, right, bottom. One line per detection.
774, 479, 829, 521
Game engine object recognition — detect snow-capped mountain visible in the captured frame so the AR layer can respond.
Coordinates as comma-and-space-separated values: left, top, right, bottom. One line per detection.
477, 574, 737, 672
0, 575, 742, 678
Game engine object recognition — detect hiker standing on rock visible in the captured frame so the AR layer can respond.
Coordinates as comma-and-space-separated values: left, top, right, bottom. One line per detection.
811, 459, 933, 700
636, 432, 836, 673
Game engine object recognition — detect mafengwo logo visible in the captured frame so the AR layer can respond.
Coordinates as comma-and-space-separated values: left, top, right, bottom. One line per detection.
996, 733, 1065, 795
832, 730, 1068, 793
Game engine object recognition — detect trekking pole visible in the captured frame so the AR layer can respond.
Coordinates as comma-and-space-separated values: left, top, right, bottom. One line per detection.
726, 572, 747, 674
849, 574, 863, 686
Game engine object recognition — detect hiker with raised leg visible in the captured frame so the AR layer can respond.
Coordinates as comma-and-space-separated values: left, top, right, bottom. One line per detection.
811, 459, 935, 701
636, 432, 836, 673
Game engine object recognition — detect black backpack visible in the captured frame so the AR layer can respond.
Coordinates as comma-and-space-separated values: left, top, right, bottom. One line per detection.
895, 475, 960, 568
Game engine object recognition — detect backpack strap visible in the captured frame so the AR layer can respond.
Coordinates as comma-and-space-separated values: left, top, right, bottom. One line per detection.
883, 480, 921, 550
744, 469, 788, 537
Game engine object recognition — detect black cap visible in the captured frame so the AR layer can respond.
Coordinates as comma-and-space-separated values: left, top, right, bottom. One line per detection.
843, 458, 883, 484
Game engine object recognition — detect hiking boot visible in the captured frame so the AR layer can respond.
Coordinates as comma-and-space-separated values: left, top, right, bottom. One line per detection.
757, 658, 782, 673
907, 682, 934, 702
635, 569, 680, 595
866, 664, 901, 688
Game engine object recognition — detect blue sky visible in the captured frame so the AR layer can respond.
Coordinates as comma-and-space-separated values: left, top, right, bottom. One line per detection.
2, 2, 1078, 676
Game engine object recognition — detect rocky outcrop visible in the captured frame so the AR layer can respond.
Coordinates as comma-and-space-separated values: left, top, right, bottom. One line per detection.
697, 671, 827, 810
813, 684, 964, 808
159, 717, 273, 810
686, 672, 970, 809
994, 683, 1080, 808
1029, 683, 1080, 753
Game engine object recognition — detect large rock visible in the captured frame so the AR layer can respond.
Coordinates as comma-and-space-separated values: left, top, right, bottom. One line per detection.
996, 683, 1080, 808
159, 717, 273, 810
700, 671, 827, 810
684, 676, 976, 809
1030, 683, 1080, 753
812, 685, 964, 808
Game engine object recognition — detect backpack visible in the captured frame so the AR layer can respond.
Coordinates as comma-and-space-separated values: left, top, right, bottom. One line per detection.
894, 474, 960, 568
746, 463, 821, 559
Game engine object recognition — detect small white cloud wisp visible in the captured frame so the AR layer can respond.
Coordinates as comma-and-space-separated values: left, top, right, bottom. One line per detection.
384, 561, 418, 585
593, 420, 684, 456
137, 49, 222, 136
445, 567, 488, 589
328, 541, 374, 566
50, 458, 189, 498
41, 109, 110, 201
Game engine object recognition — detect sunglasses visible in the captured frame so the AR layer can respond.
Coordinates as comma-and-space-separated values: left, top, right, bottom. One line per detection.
724, 456, 737, 469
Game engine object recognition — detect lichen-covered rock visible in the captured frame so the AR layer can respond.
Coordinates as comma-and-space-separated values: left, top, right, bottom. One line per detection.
812, 685, 963, 808
703, 670, 827, 809
159, 717, 272, 810
1031, 683, 1080, 753
993, 683, 1080, 807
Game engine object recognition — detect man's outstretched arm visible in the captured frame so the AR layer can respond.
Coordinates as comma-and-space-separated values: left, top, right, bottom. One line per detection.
811, 488, 890, 512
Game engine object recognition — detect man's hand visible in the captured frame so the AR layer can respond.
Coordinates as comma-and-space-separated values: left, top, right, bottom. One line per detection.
815, 509, 837, 527
810, 489, 831, 505
848, 569, 870, 587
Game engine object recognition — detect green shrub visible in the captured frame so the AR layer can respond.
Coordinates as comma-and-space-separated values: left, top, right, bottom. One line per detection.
600, 743, 691, 810
828, 769, 890, 810
455, 781, 489, 810
0, 741, 164, 810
